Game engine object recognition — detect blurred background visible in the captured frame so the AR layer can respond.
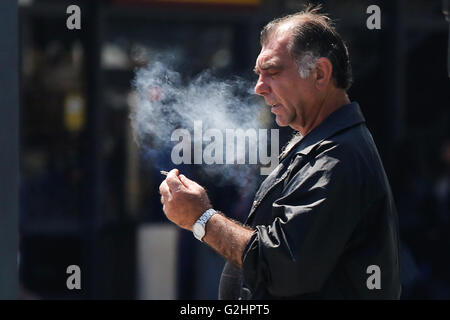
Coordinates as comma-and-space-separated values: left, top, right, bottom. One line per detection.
11, 0, 450, 299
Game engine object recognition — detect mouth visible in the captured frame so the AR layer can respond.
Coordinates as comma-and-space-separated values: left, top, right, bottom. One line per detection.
270, 103, 282, 113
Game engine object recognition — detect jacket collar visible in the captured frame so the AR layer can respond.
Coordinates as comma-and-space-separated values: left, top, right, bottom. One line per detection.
246, 102, 366, 224
280, 102, 366, 160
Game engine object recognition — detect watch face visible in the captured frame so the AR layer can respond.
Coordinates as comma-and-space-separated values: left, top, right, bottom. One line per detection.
193, 222, 205, 240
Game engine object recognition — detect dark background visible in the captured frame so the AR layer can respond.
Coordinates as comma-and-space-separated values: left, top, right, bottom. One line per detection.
3, 0, 449, 299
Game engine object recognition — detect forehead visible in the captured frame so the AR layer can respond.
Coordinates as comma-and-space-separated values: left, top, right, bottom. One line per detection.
256, 32, 293, 69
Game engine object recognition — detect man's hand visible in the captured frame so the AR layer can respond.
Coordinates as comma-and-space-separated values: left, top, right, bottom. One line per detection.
159, 169, 212, 231
159, 168, 254, 269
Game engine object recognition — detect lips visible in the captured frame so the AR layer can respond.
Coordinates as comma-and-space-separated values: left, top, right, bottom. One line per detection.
271, 103, 282, 113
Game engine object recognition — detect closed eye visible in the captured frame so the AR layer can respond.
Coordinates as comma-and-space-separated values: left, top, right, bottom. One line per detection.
268, 71, 281, 78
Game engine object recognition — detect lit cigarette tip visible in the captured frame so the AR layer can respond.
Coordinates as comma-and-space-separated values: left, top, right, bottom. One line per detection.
160, 170, 169, 176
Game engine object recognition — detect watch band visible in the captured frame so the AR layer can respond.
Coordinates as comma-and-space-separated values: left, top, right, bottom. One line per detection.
197, 208, 216, 225
193, 208, 217, 241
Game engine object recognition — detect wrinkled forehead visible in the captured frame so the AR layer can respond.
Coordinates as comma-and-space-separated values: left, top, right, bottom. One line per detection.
255, 32, 293, 69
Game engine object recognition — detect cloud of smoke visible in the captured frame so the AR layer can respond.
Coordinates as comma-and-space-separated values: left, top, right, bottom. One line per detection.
129, 59, 274, 187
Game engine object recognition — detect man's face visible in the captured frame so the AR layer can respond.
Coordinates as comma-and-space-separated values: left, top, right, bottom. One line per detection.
254, 32, 316, 130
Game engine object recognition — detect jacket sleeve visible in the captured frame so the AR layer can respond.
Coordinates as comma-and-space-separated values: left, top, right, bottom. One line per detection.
241, 148, 362, 297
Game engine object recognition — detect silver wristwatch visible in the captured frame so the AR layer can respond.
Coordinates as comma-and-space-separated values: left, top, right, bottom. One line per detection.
192, 209, 217, 241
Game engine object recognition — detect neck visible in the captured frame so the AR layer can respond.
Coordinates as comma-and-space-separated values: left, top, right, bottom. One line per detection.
293, 89, 350, 136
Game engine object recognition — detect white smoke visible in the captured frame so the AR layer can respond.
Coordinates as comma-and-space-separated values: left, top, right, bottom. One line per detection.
130, 60, 276, 187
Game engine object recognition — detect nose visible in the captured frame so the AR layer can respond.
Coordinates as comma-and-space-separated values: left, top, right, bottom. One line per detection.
254, 76, 270, 96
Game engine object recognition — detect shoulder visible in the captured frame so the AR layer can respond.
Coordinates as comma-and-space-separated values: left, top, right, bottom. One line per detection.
313, 124, 375, 172
291, 126, 372, 188
284, 140, 358, 195
311, 125, 389, 202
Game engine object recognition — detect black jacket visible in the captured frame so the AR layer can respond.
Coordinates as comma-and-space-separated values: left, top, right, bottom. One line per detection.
218, 102, 401, 299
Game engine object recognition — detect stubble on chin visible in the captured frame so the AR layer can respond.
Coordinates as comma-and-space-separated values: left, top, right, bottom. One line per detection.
275, 114, 288, 127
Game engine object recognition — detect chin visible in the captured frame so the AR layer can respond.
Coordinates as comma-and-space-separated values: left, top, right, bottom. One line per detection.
275, 115, 290, 127
275, 119, 289, 127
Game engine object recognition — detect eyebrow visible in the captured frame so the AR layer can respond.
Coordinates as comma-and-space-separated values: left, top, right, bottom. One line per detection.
253, 61, 281, 75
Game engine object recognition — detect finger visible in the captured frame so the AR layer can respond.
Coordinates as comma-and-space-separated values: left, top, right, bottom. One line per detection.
159, 180, 171, 201
166, 169, 185, 191
178, 174, 196, 189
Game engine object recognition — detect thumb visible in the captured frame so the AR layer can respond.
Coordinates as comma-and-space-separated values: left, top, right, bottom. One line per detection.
166, 169, 184, 191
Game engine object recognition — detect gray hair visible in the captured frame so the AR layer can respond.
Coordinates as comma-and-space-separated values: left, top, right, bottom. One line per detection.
296, 51, 320, 78
260, 4, 353, 90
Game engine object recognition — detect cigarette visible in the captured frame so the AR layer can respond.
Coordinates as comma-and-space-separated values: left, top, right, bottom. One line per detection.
160, 170, 169, 176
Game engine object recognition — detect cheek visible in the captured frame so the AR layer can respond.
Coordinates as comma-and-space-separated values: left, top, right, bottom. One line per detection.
278, 88, 300, 112
290, 85, 311, 107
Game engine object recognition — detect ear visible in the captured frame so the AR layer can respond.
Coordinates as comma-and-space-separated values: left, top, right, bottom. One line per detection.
314, 57, 333, 90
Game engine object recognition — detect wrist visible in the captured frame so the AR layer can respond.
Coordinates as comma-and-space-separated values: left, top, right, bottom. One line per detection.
192, 208, 217, 241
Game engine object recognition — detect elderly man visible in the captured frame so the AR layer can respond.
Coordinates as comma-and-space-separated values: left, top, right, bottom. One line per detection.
159, 6, 401, 299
